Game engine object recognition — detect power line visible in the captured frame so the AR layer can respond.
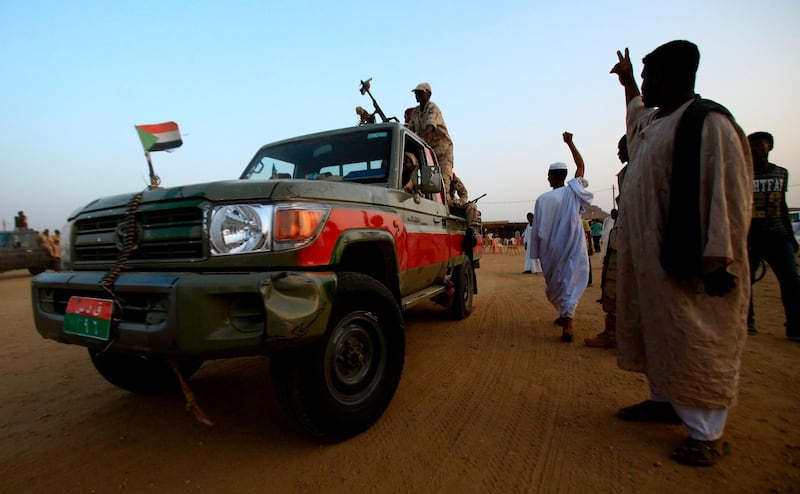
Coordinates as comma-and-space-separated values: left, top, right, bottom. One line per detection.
480, 186, 616, 205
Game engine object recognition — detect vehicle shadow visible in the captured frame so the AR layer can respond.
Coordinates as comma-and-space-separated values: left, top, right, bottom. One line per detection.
88, 355, 321, 448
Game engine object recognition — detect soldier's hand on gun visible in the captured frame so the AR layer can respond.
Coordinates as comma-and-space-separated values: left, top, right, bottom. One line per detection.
562, 132, 573, 144
610, 47, 634, 85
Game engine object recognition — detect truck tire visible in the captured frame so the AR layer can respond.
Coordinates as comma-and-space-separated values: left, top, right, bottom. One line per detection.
448, 259, 474, 320
270, 272, 405, 441
88, 349, 203, 393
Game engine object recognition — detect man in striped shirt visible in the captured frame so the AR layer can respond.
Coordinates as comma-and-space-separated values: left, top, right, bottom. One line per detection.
747, 131, 800, 341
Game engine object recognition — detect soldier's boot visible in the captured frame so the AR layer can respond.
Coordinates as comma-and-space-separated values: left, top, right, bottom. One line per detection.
584, 314, 616, 348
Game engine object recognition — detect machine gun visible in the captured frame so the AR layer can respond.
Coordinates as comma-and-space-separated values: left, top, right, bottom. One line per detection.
356, 78, 398, 124
469, 193, 487, 204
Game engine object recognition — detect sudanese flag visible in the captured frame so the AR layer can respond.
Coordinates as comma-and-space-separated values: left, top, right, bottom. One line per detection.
135, 121, 182, 152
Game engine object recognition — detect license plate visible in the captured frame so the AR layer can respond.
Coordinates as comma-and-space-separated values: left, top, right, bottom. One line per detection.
64, 297, 113, 341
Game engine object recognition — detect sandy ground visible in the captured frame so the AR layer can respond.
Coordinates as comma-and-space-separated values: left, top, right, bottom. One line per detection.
1, 252, 799, 493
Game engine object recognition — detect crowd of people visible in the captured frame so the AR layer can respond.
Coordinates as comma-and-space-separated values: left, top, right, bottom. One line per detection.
402, 40, 796, 469
525, 39, 798, 468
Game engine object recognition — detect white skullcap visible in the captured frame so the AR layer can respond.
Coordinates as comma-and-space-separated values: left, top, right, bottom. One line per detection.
548, 162, 568, 171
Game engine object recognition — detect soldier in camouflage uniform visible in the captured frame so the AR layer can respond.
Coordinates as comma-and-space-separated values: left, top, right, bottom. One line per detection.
407, 82, 455, 197
448, 173, 469, 206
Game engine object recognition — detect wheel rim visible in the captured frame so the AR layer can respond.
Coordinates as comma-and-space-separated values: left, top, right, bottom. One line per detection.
324, 310, 386, 405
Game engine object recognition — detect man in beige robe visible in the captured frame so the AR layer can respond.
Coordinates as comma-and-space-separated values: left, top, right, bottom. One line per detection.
611, 41, 752, 466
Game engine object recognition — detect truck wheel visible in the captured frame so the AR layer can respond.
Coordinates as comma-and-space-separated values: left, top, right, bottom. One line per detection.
88, 349, 203, 393
270, 272, 405, 441
448, 259, 474, 320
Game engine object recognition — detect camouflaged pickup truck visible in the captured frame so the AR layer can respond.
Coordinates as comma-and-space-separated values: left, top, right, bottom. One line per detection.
31, 122, 482, 440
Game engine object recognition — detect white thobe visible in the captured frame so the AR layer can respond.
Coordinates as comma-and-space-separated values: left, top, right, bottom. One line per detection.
529, 178, 594, 317
598, 216, 615, 259
522, 223, 542, 273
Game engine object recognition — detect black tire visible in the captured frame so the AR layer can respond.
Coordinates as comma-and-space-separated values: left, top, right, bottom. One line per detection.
88, 349, 203, 393
448, 259, 474, 320
270, 272, 405, 442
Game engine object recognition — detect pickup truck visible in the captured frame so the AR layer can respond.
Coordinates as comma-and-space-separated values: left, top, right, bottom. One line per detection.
31, 121, 482, 440
0, 230, 59, 274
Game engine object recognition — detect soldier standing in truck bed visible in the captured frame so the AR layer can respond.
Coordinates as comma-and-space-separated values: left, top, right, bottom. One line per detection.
406, 82, 455, 197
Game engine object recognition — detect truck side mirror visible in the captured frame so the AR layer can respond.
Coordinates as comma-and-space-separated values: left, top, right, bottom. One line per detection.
419, 166, 442, 195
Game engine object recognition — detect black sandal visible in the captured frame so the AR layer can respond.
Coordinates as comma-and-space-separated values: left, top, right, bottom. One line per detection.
617, 400, 683, 424
672, 437, 730, 467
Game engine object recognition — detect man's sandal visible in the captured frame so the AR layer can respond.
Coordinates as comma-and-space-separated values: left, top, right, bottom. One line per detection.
672, 437, 730, 467
616, 400, 683, 425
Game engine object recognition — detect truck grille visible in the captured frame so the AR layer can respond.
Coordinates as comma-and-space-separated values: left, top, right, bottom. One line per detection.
74, 208, 205, 262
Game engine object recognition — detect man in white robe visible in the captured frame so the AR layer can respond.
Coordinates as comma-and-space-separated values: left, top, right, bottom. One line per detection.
611, 41, 752, 466
522, 212, 542, 274
598, 209, 617, 259
529, 132, 594, 342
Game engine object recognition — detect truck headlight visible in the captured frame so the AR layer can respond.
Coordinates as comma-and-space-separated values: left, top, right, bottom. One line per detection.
209, 204, 273, 255
209, 203, 329, 256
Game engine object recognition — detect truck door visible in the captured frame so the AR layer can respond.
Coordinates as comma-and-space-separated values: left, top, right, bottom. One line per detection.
396, 144, 450, 295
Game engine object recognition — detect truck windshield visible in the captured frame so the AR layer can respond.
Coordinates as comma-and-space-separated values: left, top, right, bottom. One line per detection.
241, 129, 392, 184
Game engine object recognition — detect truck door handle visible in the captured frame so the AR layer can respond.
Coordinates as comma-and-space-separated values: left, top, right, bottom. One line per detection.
433, 218, 441, 224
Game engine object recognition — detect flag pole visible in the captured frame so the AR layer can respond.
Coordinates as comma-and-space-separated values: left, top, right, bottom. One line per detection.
145, 151, 160, 188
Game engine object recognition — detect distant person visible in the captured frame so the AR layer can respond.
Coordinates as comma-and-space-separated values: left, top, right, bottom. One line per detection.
51, 229, 61, 259
590, 218, 603, 252
585, 137, 628, 348
611, 40, 752, 466
406, 82, 455, 196
14, 211, 28, 231
747, 131, 800, 340
528, 132, 594, 342
522, 212, 542, 275
583, 218, 593, 286
38, 229, 54, 254
599, 208, 618, 259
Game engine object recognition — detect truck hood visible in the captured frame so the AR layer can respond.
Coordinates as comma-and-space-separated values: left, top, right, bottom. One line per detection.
70, 179, 400, 219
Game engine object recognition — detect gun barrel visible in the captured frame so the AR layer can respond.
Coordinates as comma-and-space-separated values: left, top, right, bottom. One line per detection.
470, 193, 487, 204
358, 78, 397, 123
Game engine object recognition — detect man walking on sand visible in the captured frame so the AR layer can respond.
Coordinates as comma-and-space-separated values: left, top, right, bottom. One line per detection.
611, 40, 752, 466
528, 132, 594, 342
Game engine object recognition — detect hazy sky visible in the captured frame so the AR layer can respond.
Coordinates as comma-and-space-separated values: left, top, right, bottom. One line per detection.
2, 0, 799, 231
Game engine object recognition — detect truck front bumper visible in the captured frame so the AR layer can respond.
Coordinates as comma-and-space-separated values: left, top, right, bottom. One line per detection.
31, 270, 336, 359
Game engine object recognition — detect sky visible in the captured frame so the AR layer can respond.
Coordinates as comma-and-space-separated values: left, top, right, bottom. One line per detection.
2, 0, 799, 231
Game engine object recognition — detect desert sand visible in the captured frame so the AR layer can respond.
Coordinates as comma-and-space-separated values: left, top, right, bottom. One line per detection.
1, 252, 798, 493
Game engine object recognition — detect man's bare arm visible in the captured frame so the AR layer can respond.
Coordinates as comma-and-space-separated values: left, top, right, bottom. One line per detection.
610, 48, 640, 104
562, 132, 585, 178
